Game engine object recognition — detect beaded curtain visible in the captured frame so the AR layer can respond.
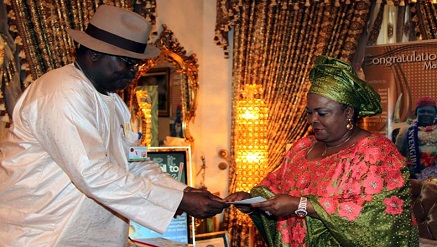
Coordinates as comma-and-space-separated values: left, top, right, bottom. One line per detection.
215, 0, 437, 246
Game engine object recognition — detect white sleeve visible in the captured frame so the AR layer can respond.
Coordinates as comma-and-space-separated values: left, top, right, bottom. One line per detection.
128, 160, 188, 190
23, 89, 183, 233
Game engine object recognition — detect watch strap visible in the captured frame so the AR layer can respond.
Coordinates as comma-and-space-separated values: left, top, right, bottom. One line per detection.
294, 197, 308, 217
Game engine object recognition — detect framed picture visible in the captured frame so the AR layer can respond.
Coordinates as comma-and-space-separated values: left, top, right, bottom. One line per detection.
137, 67, 171, 117
129, 147, 195, 244
194, 231, 230, 247
362, 40, 437, 140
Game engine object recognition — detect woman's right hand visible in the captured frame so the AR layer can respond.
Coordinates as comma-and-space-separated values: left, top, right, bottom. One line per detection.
225, 191, 252, 202
225, 191, 253, 214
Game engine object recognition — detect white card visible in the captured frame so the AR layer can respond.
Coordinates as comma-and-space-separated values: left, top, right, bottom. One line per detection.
227, 196, 266, 204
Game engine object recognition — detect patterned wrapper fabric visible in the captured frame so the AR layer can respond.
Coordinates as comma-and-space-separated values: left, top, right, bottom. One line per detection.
249, 134, 419, 247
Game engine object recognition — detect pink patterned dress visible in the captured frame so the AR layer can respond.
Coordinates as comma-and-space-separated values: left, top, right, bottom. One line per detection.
250, 134, 418, 247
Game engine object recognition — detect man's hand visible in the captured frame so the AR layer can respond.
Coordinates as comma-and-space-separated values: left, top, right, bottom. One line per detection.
178, 188, 229, 219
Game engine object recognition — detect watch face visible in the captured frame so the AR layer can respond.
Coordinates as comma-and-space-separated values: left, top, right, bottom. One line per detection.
295, 209, 307, 217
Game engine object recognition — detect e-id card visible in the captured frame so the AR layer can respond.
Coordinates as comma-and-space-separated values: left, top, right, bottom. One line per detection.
128, 146, 148, 162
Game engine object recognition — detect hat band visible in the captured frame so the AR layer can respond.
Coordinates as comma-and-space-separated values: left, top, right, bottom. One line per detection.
85, 24, 147, 54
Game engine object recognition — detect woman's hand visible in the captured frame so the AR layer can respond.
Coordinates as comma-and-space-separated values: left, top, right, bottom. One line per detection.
252, 194, 298, 217
225, 191, 252, 202
225, 191, 252, 214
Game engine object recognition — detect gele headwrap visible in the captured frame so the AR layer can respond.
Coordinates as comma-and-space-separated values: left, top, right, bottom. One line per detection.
308, 55, 382, 117
416, 96, 436, 108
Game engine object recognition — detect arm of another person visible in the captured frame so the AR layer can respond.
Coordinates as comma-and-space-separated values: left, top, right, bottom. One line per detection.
227, 191, 319, 218
130, 161, 228, 218
129, 161, 228, 218
251, 194, 319, 218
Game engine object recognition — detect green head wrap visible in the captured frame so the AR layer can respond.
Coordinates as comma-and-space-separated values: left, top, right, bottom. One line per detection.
308, 55, 382, 117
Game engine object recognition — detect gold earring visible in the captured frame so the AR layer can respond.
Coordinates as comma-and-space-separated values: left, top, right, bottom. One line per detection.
346, 118, 354, 130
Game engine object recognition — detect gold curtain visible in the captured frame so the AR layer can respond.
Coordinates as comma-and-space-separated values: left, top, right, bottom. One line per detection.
366, 1, 437, 46
1, 0, 157, 124
408, 1, 437, 40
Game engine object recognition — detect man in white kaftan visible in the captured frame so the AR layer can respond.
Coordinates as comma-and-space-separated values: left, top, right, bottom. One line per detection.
0, 64, 187, 246
0, 5, 227, 247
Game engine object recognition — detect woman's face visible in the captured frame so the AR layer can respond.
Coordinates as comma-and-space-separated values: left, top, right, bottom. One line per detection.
305, 93, 351, 143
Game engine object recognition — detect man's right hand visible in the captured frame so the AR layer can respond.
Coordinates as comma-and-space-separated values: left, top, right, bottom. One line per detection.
178, 188, 229, 219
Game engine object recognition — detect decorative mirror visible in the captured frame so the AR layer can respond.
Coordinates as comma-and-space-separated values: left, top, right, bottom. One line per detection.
124, 24, 199, 148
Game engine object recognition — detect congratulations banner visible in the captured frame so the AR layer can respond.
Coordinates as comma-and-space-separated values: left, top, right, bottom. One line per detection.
362, 39, 437, 140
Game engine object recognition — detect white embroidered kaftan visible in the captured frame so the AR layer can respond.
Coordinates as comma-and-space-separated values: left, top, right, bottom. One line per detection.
0, 64, 186, 246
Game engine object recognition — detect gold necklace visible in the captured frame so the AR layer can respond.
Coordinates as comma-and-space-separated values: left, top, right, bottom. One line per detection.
321, 130, 356, 157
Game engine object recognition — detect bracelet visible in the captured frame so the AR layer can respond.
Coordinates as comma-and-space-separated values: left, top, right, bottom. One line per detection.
294, 197, 308, 218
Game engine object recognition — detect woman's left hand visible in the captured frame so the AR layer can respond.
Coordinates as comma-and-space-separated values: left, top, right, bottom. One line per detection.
251, 194, 298, 217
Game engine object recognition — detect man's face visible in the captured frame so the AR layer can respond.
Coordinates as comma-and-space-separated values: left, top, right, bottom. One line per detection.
91, 54, 140, 94
416, 105, 436, 127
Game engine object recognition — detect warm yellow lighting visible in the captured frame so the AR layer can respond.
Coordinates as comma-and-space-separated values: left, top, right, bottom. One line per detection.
136, 90, 152, 146
241, 109, 259, 120
235, 84, 268, 194
244, 152, 263, 163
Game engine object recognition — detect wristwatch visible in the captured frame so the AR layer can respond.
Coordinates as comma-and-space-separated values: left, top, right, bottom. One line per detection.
294, 197, 308, 218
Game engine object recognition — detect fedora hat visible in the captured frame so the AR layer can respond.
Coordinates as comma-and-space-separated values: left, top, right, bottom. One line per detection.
67, 5, 160, 59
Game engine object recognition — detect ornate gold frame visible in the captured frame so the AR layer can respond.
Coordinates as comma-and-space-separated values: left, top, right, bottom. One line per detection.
125, 24, 199, 146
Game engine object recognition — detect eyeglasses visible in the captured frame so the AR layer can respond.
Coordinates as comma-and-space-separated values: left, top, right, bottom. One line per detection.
119, 56, 141, 69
